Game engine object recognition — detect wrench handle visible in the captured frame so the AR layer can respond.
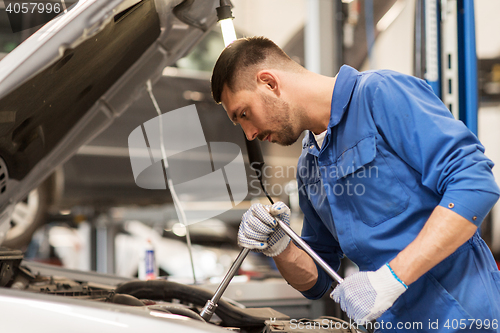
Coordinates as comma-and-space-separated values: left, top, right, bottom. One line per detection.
201, 213, 344, 322
276, 219, 344, 284
200, 247, 250, 321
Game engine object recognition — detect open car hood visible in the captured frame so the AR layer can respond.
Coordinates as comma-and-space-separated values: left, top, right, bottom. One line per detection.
0, 0, 219, 244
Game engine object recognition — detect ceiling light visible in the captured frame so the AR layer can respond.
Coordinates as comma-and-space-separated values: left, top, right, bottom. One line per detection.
216, 0, 237, 47
172, 222, 187, 237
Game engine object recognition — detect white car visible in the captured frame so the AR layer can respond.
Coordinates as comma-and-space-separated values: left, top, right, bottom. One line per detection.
0, 1, 362, 332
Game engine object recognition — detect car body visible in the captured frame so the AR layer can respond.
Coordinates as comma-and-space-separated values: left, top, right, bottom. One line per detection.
0, 2, 361, 331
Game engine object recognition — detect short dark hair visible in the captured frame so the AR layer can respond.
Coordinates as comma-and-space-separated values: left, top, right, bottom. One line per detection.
211, 36, 294, 104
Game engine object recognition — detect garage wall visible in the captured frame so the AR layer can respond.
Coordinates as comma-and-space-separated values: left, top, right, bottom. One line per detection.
476, 1, 500, 254
478, 105, 500, 254
231, 0, 306, 48
361, 0, 415, 74
476, 0, 500, 59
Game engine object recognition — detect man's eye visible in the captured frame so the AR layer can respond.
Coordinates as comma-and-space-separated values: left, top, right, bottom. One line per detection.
241, 111, 246, 118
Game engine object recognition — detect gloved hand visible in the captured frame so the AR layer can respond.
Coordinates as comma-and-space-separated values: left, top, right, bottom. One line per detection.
238, 202, 291, 257
331, 263, 407, 324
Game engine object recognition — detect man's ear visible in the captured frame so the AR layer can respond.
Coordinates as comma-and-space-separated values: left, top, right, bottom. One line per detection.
257, 71, 280, 96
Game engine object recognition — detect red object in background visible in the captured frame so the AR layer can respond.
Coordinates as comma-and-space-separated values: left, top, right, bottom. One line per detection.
238, 268, 265, 280
34, 257, 63, 266
497, 261, 500, 270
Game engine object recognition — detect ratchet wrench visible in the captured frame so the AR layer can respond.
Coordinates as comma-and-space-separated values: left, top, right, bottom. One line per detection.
200, 214, 343, 321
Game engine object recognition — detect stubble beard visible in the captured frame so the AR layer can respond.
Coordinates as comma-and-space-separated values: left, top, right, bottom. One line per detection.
259, 94, 302, 146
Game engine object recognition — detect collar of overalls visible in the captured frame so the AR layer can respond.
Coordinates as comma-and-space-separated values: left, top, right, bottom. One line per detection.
303, 65, 359, 157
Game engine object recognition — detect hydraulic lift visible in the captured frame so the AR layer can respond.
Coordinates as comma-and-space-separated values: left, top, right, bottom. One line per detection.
420, 0, 478, 134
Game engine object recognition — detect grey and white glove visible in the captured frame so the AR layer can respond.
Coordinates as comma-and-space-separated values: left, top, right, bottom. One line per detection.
331, 263, 407, 324
238, 202, 291, 257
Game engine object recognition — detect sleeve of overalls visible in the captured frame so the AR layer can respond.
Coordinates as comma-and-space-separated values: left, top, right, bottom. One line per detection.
296, 175, 344, 300
369, 73, 500, 226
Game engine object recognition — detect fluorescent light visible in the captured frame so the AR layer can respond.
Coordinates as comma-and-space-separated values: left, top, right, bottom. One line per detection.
216, 0, 237, 46
220, 18, 237, 46
376, 0, 407, 32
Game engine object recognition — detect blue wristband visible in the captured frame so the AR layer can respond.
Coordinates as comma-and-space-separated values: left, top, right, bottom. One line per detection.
386, 263, 408, 289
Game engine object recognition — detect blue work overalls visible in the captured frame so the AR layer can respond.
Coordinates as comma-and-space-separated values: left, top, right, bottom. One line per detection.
298, 66, 500, 332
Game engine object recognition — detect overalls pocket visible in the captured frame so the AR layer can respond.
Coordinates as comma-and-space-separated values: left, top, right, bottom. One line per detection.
334, 135, 410, 226
298, 156, 332, 224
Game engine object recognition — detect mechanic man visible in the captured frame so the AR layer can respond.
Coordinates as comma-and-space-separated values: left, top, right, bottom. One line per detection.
211, 36, 500, 332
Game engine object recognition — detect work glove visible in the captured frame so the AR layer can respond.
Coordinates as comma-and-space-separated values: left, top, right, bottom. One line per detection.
331, 263, 407, 325
238, 202, 291, 257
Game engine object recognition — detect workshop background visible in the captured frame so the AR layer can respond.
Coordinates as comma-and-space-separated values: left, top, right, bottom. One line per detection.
1, 0, 499, 321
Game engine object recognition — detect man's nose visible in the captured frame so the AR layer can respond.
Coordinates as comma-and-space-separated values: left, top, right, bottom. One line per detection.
241, 123, 258, 141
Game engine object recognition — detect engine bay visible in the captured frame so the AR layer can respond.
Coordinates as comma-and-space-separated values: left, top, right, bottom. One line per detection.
0, 247, 362, 333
